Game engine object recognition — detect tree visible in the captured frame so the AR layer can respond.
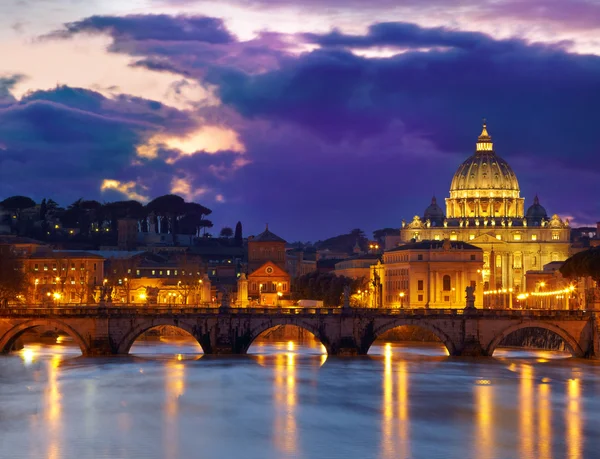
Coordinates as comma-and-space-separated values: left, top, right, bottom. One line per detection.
0, 251, 27, 306
220, 227, 234, 238
39, 199, 47, 221
234, 221, 243, 246
146, 194, 186, 234
0, 196, 36, 234
373, 227, 399, 244
292, 271, 363, 306
560, 247, 600, 285
0, 196, 36, 214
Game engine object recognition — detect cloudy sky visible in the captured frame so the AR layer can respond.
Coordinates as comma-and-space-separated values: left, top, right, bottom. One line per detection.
1, 0, 599, 240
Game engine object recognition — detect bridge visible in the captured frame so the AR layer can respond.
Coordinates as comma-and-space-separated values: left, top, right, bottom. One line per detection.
1, 306, 599, 358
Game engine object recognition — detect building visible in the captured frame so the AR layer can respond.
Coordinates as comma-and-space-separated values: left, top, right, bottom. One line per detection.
247, 226, 291, 306
247, 225, 287, 271
382, 240, 484, 309
22, 250, 105, 304
394, 122, 571, 293
286, 249, 317, 278
247, 261, 291, 306
334, 254, 380, 280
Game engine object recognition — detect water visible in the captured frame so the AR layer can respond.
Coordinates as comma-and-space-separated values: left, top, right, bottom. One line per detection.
1, 338, 599, 459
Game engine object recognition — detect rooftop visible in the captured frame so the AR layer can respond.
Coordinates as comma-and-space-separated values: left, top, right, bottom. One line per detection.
387, 240, 483, 252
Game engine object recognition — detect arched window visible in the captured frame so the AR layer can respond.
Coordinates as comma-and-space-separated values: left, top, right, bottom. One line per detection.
443, 275, 451, 291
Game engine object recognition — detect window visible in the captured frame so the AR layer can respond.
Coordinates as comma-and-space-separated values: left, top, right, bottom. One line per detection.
34, 263, 39, 271
552, 232, 559, 240
470, 255, 476, 261
531, 234, 537, 241
496, 234, 502, 240
444, 296, 450, 302
417, 280, 424, 291
44, 264, 48, 271
152, 270, 156, 275
434, 234, 440, 241
443, 275, 451, 291
167, 270, 171, 276
52, 263, 57, 271
450, 234, 458, 241
469, 234, 475, 240
71, 263, 75, 271
417, 254, 423, 261
513, 233, 521, 241
93, 263, 97, 270
418, 294, 424, 302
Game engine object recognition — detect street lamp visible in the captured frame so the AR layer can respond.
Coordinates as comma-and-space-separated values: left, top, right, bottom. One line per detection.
399, 291, 405, 308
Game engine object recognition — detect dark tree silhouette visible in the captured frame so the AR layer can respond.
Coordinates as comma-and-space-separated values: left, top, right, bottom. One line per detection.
560, 247, 600, 284
292, 272, 363, 307
220, 227, 234, 238
0, 251, 27, 306
234, 221, 243, 246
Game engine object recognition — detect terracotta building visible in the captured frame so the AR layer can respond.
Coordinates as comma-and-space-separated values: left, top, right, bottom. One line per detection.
247, 226, 291, 305
248, 225, 287, 271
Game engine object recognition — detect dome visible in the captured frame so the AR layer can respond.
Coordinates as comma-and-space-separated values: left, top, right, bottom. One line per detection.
448, 123, 520, 198
445, 122, 525, 219
526, 195, 548, 222
423, 196, 445, 225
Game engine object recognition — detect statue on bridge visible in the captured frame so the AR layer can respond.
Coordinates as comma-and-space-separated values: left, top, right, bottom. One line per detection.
342, 285, 351, 309
464, 286, 476, 310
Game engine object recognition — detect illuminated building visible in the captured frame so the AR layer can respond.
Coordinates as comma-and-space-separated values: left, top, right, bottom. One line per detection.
247, 226, 291, 305
248, 225, 287, 271
382, 240, 484, 308
395, 122, 571, 293
22, 251, 105, 304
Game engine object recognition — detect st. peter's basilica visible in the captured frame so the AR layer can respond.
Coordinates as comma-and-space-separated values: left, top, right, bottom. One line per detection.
393, 122, 571, 297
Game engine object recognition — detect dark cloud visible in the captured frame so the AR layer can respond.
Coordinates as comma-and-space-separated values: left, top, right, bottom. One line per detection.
303, 22, 500, 50
49, 14, 234, 44
0, 74, 26, 107
0, 85, 206, 204
16, 15, 600, 237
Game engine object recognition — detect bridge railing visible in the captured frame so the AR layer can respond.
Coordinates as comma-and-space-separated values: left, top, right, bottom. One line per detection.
0, 305, 594, 318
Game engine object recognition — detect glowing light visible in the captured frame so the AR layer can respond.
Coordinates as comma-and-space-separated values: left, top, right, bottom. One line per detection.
139, 293, 147, 301
138, 126, 245, 159
21, 348, 35, 365
287, 341, 295, 352
101, 179, 149, 202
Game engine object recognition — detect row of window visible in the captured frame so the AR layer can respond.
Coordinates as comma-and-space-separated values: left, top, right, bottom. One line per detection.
420, 233, 561, 241
248, 282, 288, 292
33, 263, 98, 271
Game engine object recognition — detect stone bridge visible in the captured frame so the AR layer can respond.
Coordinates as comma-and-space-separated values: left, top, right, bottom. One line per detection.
0, 306, 599, 358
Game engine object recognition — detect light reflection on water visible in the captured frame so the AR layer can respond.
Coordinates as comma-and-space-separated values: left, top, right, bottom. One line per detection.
1, 340, 599, 459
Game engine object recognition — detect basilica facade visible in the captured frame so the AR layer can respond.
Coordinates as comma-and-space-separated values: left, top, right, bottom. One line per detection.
394, 123, 571, 296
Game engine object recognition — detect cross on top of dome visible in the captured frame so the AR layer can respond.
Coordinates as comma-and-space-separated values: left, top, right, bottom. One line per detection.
476, 119, 493, 152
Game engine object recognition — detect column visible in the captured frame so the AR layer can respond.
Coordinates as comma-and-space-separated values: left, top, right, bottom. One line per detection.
508, 253, 513, 290
460, 270, 466, 307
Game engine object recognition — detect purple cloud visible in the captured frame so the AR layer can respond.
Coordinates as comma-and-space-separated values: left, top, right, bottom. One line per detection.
49, 15, 235, 44
5, 14, 598, 239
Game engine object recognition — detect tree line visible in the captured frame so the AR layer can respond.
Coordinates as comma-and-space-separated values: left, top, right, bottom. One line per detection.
0, 194, 215, 243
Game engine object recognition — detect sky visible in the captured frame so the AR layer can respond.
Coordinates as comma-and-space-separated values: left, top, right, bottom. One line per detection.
0, 0, 599, 241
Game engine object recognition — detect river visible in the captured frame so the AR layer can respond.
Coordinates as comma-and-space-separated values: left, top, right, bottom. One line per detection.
1, 336, 599, 459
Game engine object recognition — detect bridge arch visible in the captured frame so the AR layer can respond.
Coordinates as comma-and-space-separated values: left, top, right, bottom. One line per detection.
244, 319, 328, 354
486, 321, 585, 358
117, 320, 205, 355
0, 319, 89, 355
367, 319, 458, 356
